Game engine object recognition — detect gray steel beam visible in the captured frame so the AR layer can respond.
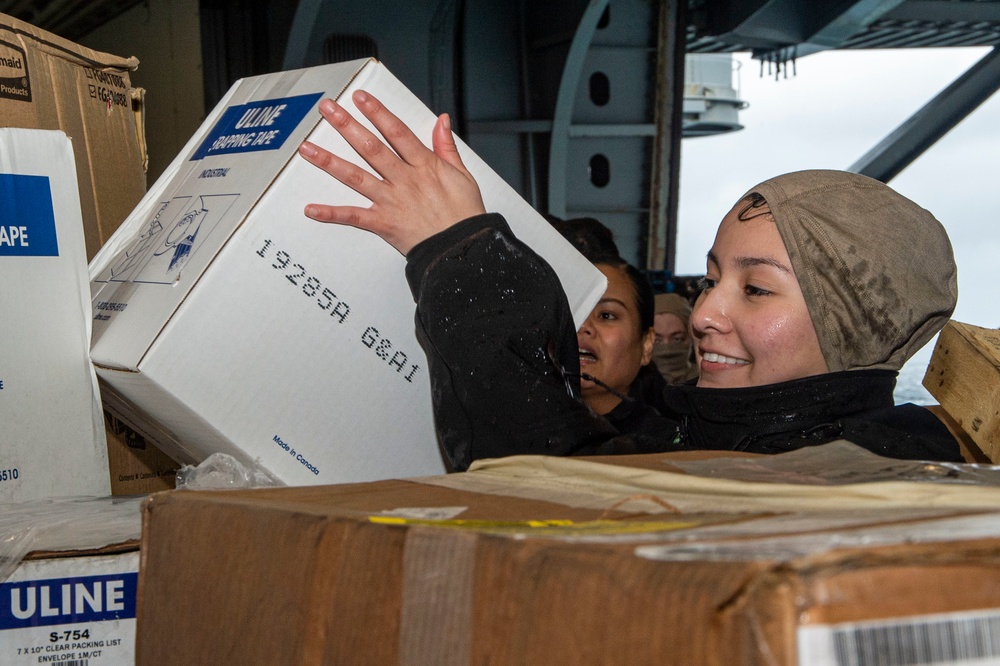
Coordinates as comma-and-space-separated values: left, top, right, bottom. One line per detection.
850, 46, 1000, 183
647, 0, 686, 272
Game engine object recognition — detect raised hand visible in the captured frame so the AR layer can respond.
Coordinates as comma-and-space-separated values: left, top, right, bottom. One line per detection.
298, 90, 487, 255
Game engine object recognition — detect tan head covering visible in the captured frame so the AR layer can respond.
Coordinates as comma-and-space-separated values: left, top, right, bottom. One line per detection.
654, 293, 692, 324
746, 170, 957, 373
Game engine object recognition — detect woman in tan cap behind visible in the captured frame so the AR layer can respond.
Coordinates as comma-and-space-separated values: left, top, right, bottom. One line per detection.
651, 293, 698, 385
299, 92, 962, 469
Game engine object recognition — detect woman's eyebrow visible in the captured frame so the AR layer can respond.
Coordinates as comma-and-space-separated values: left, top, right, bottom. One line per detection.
705, 250, 791, 274
734, 255, 792, 273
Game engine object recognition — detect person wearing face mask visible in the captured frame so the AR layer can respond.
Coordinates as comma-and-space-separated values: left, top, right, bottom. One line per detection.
651, 293, 699, 385
298, 92, 962, 470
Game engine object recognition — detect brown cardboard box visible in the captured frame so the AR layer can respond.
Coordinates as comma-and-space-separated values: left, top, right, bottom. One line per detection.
136, 451, 1000, 665
924, 320, 1000, 463
105, 411, 178, 496
0, 12, 146, 259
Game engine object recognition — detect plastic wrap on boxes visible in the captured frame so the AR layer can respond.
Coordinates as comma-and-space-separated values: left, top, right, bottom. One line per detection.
0, 496, 143, 583
175, 453, 280, 490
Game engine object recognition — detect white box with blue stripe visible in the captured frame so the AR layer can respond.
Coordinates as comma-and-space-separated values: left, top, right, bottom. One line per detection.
1, 496, 143, 666
0, 128, 109, 502
1, 552, 139, 666
88, 59, 606, 486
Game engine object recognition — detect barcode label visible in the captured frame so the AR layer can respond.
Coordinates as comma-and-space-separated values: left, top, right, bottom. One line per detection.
799, 609, 1000, 665
53, 661, 88, 666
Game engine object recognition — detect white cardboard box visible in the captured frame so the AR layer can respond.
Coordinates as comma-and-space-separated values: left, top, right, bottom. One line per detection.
0, 497, 143, 666
89, 59, 605, 486
0, 128, 109, 502
1, 552, 139, 665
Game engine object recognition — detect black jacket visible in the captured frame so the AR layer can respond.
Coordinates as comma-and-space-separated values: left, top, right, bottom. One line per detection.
405, 214, 962, 470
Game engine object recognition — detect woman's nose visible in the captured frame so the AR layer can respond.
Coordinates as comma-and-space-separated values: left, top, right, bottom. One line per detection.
691, 287, 730, 335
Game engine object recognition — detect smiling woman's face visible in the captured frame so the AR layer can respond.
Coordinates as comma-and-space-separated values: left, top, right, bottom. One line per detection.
691, 200, 828, 389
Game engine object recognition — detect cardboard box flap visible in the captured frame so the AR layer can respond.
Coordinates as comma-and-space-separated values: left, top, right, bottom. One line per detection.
0, 12, 138, 71
424, 441, 1000, 514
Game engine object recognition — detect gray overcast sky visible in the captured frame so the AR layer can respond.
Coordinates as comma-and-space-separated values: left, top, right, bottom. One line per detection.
675, 47, 999, 394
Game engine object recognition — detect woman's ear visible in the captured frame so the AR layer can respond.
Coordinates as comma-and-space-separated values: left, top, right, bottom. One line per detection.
641, 328, 655, 366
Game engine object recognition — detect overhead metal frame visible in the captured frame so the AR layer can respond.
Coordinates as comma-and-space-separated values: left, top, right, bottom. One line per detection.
546, 0, 611, 219
850, 45, 1000, 182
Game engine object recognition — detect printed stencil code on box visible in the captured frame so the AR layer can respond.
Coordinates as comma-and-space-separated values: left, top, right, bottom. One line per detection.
253, 238, 421, 383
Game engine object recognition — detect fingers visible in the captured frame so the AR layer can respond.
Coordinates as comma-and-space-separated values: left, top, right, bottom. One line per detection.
299, 92, 488, 256
350, 90, 432, 167
298, 140, 380, 202
303, 201, 383, 235
432, 113, 469, 174
314, 96, 410, 181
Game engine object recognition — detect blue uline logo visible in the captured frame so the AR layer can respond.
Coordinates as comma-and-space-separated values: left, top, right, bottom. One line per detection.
0, 572, 138, 629
191, 92, 322, 160
0, 173, 59, 257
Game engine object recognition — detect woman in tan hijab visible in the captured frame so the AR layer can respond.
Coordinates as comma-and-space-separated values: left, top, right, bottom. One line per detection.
662, 169, 960, 460
299, 92, 962, 469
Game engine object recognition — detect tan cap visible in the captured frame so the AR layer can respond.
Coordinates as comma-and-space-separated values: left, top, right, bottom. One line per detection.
654, 293, 692, 325
746, 170, 957, 372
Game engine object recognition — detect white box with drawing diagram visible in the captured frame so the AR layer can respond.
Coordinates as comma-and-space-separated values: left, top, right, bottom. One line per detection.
88, 59, 605, 486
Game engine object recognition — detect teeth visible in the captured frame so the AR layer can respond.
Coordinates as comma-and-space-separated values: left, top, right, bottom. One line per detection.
703, 352, 749, 365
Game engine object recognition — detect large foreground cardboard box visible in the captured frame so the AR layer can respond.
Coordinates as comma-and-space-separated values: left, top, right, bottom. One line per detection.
0, 129, 109, 502
1, 497, 143, 665
89, 58, 606, 486
136, 445, 1000, 665
0, 12, 146, 260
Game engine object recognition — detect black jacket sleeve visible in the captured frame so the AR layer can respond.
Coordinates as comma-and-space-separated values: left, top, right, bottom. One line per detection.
404, 214, 626, 471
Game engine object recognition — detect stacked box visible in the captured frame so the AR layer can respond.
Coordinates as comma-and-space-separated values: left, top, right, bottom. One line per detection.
89, 58, 606, 486
1, 497, 143, 666
0, 12, 146, 260
0, 129, 109, 502
105, 411, 178, 495
135, 447, 1000, 665
924, 320, 1000, 463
